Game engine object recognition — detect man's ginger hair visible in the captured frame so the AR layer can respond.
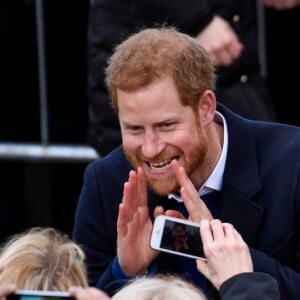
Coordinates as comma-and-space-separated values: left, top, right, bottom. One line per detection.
106, 26, 216, 114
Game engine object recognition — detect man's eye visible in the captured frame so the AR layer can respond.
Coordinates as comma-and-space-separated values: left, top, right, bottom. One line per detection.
127, 126, 143, 133
131, 126, 142, 131
162, 123, 175, 129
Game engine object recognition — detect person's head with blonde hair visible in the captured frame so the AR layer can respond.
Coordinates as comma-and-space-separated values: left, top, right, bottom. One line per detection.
0, 227, 88, 290
112, 275, 207, 300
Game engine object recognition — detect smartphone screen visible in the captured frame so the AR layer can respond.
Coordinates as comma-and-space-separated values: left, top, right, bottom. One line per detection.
7, 290, 75, 300
150, 215, 206, 260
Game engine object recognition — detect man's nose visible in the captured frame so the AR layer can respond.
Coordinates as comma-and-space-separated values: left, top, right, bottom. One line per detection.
142, 130, 163, 158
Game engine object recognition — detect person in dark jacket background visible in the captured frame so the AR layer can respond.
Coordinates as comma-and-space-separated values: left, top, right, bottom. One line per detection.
86, 0, 277, 157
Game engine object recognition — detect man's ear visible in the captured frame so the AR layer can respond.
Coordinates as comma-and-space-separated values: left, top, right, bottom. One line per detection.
198, 90, 217, 126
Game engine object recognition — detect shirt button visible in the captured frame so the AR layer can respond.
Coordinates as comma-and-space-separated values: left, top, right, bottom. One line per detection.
232, 14, 240, 23
240, 75, 248, 83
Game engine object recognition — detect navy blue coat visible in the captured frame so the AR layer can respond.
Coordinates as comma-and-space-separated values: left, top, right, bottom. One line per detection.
73, 103, 300, 299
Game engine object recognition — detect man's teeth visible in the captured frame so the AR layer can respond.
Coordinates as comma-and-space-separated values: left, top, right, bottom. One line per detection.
150, 160, 172, 170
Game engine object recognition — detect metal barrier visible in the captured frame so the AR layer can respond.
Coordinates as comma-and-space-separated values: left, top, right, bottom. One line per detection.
0, 143, 98, 162
0, 0, 99, 163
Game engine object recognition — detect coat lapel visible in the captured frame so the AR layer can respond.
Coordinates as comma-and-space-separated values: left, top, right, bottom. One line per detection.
220, 186, 264, 246
219, 103, 265, 246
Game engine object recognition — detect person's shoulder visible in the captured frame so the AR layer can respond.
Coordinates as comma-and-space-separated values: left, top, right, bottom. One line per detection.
254, 120, 300, 143
219, 102, 300, 139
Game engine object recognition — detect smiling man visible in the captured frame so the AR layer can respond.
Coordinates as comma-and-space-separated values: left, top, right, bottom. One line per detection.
73, 27, 300, 299
118, 76, 214, 197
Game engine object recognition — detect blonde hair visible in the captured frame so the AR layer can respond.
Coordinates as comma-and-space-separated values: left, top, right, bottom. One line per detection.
0, 227, 88, 290
112, 275, 207, 300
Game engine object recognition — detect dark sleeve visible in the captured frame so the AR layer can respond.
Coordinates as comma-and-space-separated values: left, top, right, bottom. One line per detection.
72, 161, 119, 293
219, 272, 280, 300
135, 0, 214, 36
250, 242, 300, 299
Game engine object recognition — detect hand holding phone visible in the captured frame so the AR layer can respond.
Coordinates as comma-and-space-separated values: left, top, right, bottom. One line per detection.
150, 215, 206, 260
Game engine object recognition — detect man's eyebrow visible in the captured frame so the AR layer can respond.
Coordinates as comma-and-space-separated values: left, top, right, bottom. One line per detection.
122, 117, 178, 127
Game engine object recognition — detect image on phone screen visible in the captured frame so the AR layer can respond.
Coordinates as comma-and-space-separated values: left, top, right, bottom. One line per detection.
151, 216, 206, 260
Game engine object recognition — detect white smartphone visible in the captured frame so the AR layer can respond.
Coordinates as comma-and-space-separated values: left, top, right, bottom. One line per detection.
7, 290, 75, 300
150, 215, 206, 260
